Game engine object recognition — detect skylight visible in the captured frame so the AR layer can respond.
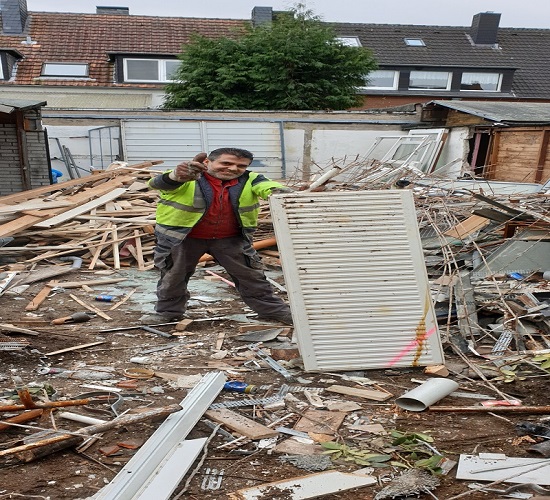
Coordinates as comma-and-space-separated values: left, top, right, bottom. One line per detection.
404, 38, 425, 47
336, 37, 362, 47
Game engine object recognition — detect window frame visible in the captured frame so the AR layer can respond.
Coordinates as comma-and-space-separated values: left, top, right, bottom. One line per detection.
460, 71, 503, 92
123, 58, 180, 83
336, 37, 362, 47
408, 70, 452, 91
41, 62, 89, 78
404, 38, 426, 47
364, 70, 399, 90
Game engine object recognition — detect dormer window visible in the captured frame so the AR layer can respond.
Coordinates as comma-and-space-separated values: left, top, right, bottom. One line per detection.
460, 72, 502, 91
41, 63, 89, 77
404, 38, 425, 47
123, 58, 180, 83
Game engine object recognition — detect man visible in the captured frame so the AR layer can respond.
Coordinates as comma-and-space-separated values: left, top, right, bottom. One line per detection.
144, 147, 293, 325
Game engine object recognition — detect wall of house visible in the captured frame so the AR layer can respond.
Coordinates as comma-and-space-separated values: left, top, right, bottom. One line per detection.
42, 111, 417, 180
0, 109, 50, 195
0, 122, 25, 194
488, 127, 550, 183
433, 127, 470, 176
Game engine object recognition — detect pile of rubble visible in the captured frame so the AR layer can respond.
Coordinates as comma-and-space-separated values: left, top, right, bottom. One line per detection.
0, 159, 549, 499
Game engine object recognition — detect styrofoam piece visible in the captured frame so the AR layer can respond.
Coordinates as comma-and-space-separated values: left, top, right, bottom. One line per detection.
395, 378, 459, 411
456, 454, 550, 485
228, 470, 376, 499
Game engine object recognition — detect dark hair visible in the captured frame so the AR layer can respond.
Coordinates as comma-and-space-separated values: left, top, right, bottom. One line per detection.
208, 148, 254, 161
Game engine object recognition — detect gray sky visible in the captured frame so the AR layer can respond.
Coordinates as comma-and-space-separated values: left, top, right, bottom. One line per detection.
25, 0, 550, 28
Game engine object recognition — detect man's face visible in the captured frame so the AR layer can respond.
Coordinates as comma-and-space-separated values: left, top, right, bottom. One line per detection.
205, 154, 251, 180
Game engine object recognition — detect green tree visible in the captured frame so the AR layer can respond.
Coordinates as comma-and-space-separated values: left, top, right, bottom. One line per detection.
163, 5, 377, 110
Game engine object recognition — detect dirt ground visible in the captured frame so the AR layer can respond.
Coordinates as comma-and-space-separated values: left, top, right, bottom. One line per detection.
0, 264, 548, 500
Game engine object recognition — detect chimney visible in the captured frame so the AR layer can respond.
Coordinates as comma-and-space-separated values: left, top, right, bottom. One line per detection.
251, 6, 273, 27
96, 6, 130, 15
0, 0, 28, 34
470, 12, 501, 45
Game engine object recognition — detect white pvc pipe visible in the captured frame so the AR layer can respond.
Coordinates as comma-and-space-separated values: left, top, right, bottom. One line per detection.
306, 166, 342, 191
395, 378, 459, 412
58, 411, 107, 425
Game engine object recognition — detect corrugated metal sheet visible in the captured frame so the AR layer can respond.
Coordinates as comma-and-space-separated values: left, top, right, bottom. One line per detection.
270, 190, 444, 372
122, 120, 203, 168
122, 120, 283, 177
431, 101, 550, 124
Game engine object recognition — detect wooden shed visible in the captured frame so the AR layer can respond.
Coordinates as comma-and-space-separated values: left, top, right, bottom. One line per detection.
0, 99, 51, 195
421, 101, 550, 184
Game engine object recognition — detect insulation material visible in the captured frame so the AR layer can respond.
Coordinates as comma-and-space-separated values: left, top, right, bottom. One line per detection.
270, 191, 444, 371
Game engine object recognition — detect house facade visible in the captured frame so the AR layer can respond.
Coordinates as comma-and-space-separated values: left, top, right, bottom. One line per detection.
1, 3, 549, 111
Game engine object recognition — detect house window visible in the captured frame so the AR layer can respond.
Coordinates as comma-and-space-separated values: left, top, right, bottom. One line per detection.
409, 71, 451, 90
364, 70, 399, 89
0, 59, 4, 80
404, 38, 425, 46
460, 72, 502, 91
41, 63, 89, 77
123, 58, 180, 82
336, 37, 362, 47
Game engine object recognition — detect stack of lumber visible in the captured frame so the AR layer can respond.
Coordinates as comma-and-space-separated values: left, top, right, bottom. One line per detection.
0, 161, 277, 272
0, 161, 164, 271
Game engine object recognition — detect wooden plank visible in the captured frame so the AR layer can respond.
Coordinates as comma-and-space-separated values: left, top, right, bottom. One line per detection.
25, 280, 58, 311
0, 200, 72, 215
325, 385, 393, 402
89, 224, 112, 270
111, 225, 120, 270
133, 229, 145, 270
33, 188, 128, 229
45, 341, 106, 356
47, 278, 127, 289
69, 294, 112, 320
0, 161, 161, 205
109, 288, 137, 311
204, 409, 278, 439
293, 409, 347, 435
0, 176, 133, 237
443, 215, 490, 239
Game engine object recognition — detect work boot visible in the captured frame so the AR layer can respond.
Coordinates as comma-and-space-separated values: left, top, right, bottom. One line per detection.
139, 313, 185, 325
257, 312, 294, 326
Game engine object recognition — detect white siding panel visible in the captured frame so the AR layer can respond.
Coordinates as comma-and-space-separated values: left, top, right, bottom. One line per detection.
122, 120, 202, 168
205, 121, 282, 178
122, 120, 283, 177
270, 190, 444, 372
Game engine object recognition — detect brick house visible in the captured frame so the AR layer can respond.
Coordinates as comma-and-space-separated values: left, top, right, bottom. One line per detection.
1, 3, 550, 110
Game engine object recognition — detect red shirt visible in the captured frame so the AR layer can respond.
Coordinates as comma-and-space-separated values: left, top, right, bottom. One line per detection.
188, 173, 241, 239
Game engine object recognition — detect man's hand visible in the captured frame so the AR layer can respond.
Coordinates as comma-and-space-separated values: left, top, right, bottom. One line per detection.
169, 152, 208, 182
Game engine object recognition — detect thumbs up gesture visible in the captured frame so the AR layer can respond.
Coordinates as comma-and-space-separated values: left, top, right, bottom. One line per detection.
169, 152, 208, 182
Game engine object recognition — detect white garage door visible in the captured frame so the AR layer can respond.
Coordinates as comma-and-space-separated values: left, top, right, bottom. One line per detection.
122, 120, 284, 178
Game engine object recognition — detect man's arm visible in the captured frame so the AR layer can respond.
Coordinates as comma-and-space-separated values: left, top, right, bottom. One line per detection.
149, 153, 208, 190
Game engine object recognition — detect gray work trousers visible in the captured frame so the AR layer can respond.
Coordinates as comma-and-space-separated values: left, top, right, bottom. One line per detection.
154, 236, 290, 318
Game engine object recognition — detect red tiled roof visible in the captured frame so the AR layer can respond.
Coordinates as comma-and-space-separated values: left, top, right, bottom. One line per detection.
0, 12, 248, 87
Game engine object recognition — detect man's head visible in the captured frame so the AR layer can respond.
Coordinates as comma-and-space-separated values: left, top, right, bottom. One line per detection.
205, 148, 254, 180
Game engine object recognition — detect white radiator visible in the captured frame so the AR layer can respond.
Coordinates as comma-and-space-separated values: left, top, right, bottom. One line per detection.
269, 190, 444, 372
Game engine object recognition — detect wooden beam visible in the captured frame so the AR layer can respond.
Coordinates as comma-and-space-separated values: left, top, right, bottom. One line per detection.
0, 161, 162, 205
33, 188, 128, 229
205, 409, 278, 439
25, 280, 58, 311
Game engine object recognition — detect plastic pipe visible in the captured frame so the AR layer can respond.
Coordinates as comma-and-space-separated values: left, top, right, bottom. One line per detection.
395, 378, 459, 412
